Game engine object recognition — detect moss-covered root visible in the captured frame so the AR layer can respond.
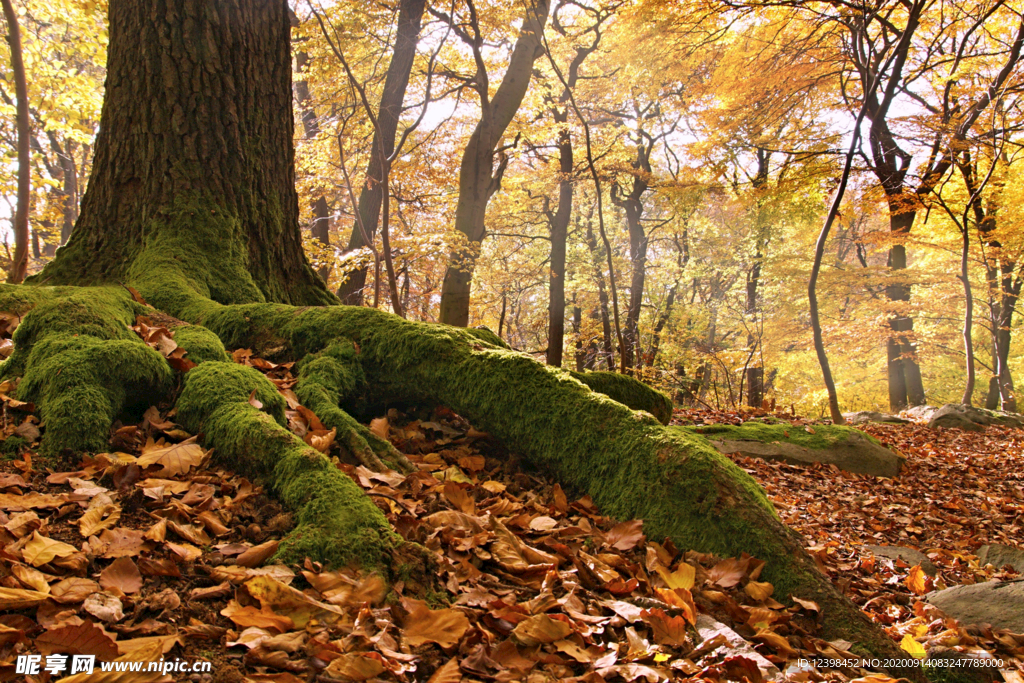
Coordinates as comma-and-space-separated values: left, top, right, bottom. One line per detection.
249, 307, 914, 678
0, 286, 173, 454
569, 369, 673, 425
295, 341, 413, 473
175, 361, 401, 569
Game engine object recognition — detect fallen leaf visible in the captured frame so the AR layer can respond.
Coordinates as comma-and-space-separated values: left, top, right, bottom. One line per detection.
136, 436, 205, 476
0, 586, 49, 610
605, 519, 645, 551
83, 591, 125, 622
402, 598, 471, 648
36, 621, 120, 659
511, 614, 573, 646
900, 633, 926, 659
23, 531, 78, 566
324, 653, 386, 680
100, 557, 143, 594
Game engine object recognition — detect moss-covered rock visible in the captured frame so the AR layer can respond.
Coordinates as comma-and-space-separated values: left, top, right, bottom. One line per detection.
686, 422, 905, 477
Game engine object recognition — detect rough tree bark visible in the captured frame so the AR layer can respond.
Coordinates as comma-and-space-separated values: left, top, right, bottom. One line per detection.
437, 0, 550, 326
0, 0, 916, 673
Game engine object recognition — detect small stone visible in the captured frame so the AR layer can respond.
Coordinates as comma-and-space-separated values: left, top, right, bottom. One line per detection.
865, 545, 939, 576
977, 543, 1024, 573
925, 580, 1024, 632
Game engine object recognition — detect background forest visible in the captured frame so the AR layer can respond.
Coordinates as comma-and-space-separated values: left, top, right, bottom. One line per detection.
2, 0, 1024, 417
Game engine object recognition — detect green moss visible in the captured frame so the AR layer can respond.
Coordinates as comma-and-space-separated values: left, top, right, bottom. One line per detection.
569, 370, 673, 425
0, 436, 27, 457
172, 325, 231, 364
686, 421, 880, 449
175, 361, 400, 570
34, 192, 335, 311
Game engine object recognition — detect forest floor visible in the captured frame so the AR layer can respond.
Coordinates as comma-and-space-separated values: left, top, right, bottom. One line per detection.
0, 347, 1022, 682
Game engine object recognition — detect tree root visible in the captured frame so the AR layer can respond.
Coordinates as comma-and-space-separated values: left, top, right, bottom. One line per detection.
295, 341, 414, 473
0, 286, 172, 454
0, 275, 921, 677
175, 361, 402, 569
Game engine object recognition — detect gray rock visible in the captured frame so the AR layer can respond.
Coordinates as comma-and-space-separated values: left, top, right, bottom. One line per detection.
709, 430, 905, 477
866, 545, 939, 576
904, 405, 939, 421
925, 580, 1024, 632
924, 647, 1004, 683
926, 403, 1024, 431
928, 404, 987, 431
842, 411, 912, 425
977, 544, 1024, 573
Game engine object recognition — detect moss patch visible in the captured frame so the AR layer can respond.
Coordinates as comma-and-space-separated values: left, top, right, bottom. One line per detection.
569, 370, 673, 425
172, 325, 231, 364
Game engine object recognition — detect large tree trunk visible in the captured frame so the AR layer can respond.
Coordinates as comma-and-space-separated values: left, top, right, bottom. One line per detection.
0, 1, 916, 673
882, 206, 926, 410
35, 0, 331, 306
437, 0, 551, 326
335, 0, 426, 305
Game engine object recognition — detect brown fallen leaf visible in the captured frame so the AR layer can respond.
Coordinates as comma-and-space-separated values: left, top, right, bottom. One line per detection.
654, 586, 697, 625
23, 530, 79, 566
0, 586, 50, 610
511, 613, 573, 646
324, 653, 386, 681
605, 519, 645, 552
136, 435, 205, 477
426, 657, 462, 683
50, 577, 101, 604
235, 540, 279, 568
36, 621, 120, 659
244, 575, 345, 628
11, 563, 50, 593
402, 598, 471, 649
100, 557, 143, 594
79, 493, 121, 537
641, 608, 689, 647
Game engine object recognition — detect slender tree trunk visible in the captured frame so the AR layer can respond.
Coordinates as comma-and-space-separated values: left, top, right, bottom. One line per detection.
546, 128, 572, 366
572, 304, 585, 371
294, 51, 332, 283
959, 224, 975, 405
611, 144, 652, 372
36, 0, 330, 305
59, 139, 79, 246
3, 0, 30, 283
648, 283, 677, 369
337, 0, 426, 304
584, 219, 614, 370
438, 0, 550, 326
